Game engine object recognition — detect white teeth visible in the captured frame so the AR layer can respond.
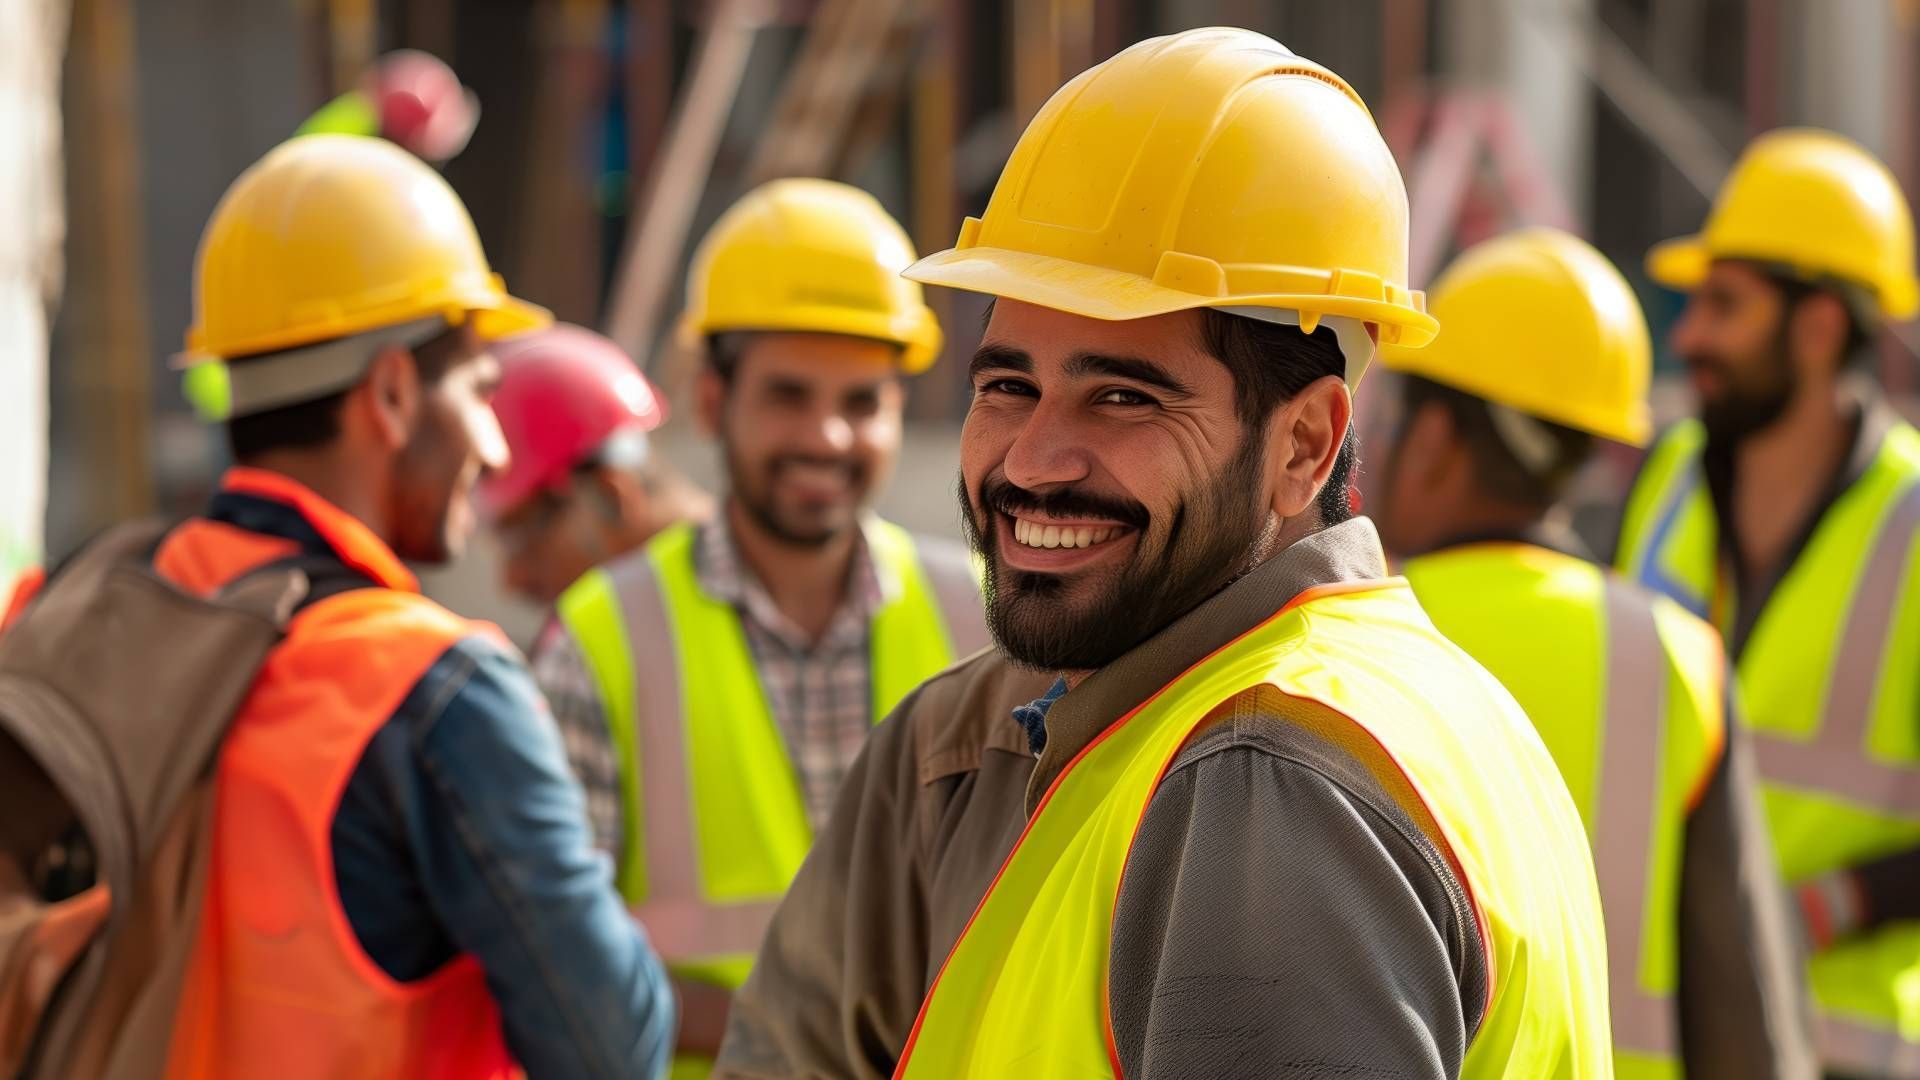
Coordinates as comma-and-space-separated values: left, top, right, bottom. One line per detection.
1010, 519, 1121, 549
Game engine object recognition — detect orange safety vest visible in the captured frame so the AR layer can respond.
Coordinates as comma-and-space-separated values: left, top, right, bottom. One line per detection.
158, 468, 515, 1079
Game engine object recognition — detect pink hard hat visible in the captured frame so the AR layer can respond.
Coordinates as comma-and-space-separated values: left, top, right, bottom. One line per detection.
479, 324, 667, 519
373, 50, 480, 163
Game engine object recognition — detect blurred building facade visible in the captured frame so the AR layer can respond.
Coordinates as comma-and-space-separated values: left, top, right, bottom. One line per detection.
33, 0, 1920, 631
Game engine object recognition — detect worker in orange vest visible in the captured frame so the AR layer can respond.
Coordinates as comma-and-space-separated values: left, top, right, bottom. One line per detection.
159, 134, 675, 1078
478, 324, 712, 610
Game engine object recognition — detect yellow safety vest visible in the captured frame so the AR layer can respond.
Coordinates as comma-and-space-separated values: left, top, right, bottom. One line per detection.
1406, 543, 1726, 1079
896, 579, 1612, 1079
559, 519, 980, 1079
1619, 418, 1920, 1076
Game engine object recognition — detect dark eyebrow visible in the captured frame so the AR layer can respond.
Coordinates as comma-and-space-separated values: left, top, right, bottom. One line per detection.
1063, 352, 1193, 397
969, 344, 1033, 380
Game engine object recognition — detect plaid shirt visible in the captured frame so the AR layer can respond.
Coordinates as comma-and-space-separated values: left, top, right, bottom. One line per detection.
532, 514, 887, 861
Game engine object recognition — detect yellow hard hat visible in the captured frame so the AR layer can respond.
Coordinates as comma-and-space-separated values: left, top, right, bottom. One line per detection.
186, 133, 549, 363
1647, 128, 1919, 320
679, 178, 943, 373
1381, 228, 1652, 447
903, 27, 1433, 381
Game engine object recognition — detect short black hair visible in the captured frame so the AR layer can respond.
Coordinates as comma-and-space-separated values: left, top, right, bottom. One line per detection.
1197, 309, 1357, 525
225, 322, 466, 462
1762, 269, 1874, 369
1398, 375, 1593, 511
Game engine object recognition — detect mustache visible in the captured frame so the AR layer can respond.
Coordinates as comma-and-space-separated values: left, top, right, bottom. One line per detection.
976, 473, 1150, 531
770, 454, 861, 476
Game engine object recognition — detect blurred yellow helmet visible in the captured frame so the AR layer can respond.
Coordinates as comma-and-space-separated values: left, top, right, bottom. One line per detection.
1647, 128, 1919, 320
186, 134, 548, 364
680, 178, 943, 374
903, 27, 1433, 382
1382, 228, 1652, 446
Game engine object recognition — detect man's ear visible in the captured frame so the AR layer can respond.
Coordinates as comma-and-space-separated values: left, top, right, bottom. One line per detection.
1264, 374, 1352, 519
1789, 291, 1851, 376
695, 367, 726, 437
359, 345, 422, 451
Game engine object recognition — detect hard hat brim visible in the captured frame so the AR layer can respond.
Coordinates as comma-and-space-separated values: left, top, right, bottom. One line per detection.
905, 245, 1438, 350
1644, 236, 1710, 292
1378, 342, 1653, 447
1646, 234, 1920, 320
675, 306, 943, 375
471, 293, 554, 343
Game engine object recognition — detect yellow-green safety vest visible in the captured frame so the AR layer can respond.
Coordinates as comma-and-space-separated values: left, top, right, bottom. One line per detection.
1618, 417, 1920, 1076
1406, 543, 1726, 1079
896, 579, 1612, 1079
558, 519, 983, 1078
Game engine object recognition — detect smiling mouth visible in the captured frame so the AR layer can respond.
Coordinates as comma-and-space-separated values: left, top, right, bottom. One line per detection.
1008, 515, 1127, 550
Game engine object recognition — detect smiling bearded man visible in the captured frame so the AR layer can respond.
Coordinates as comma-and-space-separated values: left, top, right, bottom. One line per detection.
717, 28, 1612, 1080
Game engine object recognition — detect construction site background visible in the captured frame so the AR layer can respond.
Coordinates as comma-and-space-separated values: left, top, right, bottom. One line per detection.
8, 0, 1920, 643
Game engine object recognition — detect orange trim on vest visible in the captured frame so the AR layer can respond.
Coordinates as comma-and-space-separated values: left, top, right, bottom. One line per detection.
220, 467, 419, 591
154, 520, 300, 598
1, 564, 45, 633
157, 500, 514, 1079
897, 576, 1494, 1077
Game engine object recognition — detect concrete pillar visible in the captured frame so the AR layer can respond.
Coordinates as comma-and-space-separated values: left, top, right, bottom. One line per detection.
1442, 0, 1594, 226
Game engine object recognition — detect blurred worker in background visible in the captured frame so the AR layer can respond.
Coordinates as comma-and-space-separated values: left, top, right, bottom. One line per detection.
1616, 129, 1920, 1079
162, 134, 673, 1077
531, 176, 987, 1077
722, 29, 1610, 1079
479, 324, 711, 609
297, 49, 480, 165
1375, 227, 1816, 1078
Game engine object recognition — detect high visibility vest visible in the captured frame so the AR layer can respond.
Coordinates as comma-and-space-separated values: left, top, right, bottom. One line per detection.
1619, 417, 1920, 1076
160, 520, 514, 1080
1406, 543, 1726, 1079
557, 519, 980, 983
895, 579, 1612, 1079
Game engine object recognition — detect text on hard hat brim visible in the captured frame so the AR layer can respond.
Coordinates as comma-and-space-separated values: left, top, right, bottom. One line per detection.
903, 245, 1439, 350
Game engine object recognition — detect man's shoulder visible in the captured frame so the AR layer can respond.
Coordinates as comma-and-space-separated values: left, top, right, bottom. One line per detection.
894, 646, 1053, 787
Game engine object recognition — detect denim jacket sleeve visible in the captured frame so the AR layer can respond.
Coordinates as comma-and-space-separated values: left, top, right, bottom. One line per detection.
336, 635, 676, 1079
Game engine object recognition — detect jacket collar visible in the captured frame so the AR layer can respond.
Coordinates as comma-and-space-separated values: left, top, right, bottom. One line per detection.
1024, 517, 1391, 813
218, 467, 419, 593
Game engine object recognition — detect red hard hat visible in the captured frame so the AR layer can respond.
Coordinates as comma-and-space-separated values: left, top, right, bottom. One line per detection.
479, 324, 667, 519
373, 50, 480, 163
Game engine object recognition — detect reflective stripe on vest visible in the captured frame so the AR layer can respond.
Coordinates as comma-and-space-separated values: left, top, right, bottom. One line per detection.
164, 582, 514, 1079
896, 580, 1611, 1079
1747, 482, 1920, 806
1597, 578, 1680, 1068
1407, 545, 1724, 1078
1619, 419, 1920, 1073
559, 519, 980, 984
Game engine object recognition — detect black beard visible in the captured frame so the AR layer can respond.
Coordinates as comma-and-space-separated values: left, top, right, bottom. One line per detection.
958, 436, 1271, 672
726, 445, 864, 549
1694, 337, 1797, 449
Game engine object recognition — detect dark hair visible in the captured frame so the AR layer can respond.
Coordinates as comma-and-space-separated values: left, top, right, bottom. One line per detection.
1398, 375, 1593, 511
225, 322, 467, 462
1763, 270, 1874, 369
1197, 309, 1357, 524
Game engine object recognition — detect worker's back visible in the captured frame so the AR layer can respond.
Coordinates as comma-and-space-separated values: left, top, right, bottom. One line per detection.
1405, 541, 1725, 1079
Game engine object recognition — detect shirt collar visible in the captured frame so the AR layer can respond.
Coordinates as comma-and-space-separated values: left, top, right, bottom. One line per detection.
1022, 517, 1392, 814
218, 467, 419, 592
692, 505, 887, 648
